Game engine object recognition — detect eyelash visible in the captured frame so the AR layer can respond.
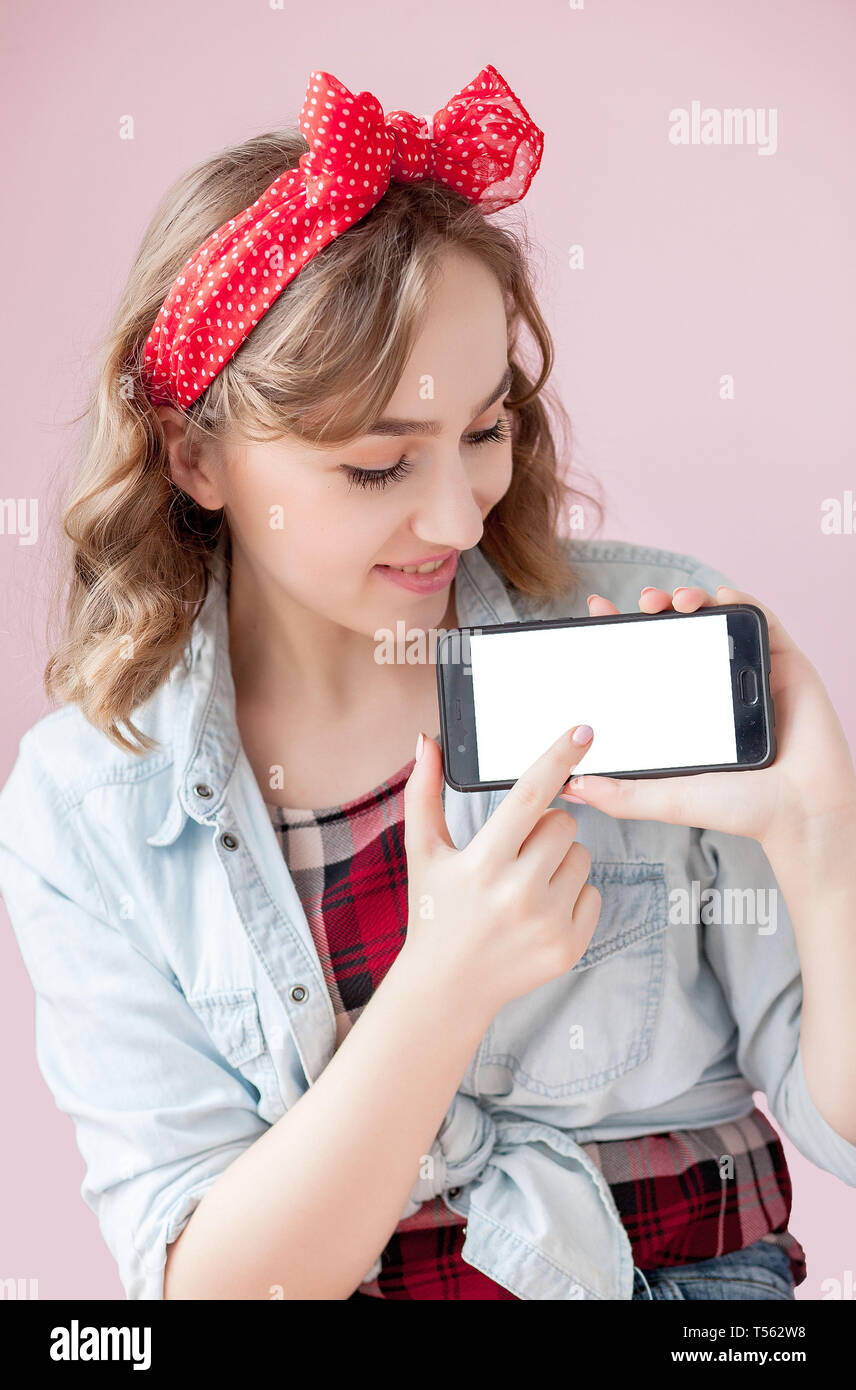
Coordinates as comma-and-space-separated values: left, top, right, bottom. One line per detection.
342, 414, 512, 492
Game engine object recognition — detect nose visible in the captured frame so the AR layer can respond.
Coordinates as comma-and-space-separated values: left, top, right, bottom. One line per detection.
410, 452, 485, 554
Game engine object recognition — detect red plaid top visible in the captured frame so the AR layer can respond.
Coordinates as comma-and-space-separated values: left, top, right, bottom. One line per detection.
266, 754, 806, 1300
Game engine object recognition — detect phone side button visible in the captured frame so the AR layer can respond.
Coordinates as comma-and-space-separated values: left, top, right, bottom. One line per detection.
739, 667, 759, 704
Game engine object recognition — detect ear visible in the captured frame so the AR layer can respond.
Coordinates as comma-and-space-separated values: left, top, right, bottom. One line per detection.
155, 405, 225, 511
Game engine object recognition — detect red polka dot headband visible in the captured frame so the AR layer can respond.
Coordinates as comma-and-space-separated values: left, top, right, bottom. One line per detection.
142, 64, 544, 409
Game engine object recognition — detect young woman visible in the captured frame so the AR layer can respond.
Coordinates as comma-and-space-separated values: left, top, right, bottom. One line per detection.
1, 65, 854, 1302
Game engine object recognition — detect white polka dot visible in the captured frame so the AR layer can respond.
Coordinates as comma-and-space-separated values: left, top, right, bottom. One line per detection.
144, 64, 543, 406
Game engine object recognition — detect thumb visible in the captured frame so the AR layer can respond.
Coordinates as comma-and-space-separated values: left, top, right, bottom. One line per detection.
714, 585, 796, 657
403, 731, 455, 863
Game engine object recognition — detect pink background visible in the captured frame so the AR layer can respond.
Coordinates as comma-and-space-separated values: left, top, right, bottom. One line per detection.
1, 0, 853, 1298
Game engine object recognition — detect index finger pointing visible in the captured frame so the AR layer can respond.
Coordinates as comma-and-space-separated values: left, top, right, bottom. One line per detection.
472, 725, 594, 865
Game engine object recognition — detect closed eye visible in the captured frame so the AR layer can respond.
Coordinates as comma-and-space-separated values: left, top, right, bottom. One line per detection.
341, 413, 511, 492
466, 417, 512, 448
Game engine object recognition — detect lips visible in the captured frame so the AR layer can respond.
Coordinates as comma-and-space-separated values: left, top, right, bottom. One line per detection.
378, 549, 456, 574
373, 549, 458, 594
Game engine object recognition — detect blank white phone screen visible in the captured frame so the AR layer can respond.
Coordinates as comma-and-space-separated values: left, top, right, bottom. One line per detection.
468, 612, 738, 780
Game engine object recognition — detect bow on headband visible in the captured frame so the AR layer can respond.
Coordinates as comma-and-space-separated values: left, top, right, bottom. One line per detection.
142, 64, 544, 409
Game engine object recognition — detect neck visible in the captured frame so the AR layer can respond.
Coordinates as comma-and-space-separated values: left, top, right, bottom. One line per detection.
226, 543, 459, 717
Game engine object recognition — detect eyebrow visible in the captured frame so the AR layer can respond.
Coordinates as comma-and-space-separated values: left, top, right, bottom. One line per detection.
364, 364, 514, 437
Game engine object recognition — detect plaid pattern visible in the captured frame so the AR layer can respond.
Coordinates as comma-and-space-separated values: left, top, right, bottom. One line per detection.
266, 755, 805, 1300
267, 762, 413, 1050
579, 1111, 806, 1289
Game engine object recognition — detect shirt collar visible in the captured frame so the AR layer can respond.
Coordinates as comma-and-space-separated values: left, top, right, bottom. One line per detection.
146, 539, 520, 847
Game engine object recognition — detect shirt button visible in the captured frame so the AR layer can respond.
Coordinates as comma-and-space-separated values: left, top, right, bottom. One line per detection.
448, 1187, 461, 1198
194, 783, 213, 799
220, 832, 239, 851
290, 984, 308, 1003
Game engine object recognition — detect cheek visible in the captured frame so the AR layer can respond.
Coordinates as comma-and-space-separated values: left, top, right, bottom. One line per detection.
230, 468, 392, 578
312, 489, 400, 572
483, 444, 514, 507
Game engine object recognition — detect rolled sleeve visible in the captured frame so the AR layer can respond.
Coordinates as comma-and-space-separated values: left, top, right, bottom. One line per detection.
682, 555, 856, 1182
0, 752, 268, 1300
693, 825, 856, 1185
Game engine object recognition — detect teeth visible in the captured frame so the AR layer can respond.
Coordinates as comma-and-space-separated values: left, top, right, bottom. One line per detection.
391, 557, 447, 574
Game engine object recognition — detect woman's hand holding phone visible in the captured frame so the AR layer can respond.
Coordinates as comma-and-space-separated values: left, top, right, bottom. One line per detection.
398, 726, 601, 1022
569, 583, 856, 860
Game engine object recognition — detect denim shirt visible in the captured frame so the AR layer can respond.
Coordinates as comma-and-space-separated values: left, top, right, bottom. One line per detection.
1, 536, 854, 1301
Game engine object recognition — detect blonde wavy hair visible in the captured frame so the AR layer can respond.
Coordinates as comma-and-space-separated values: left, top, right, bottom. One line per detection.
45, 129, 601, 754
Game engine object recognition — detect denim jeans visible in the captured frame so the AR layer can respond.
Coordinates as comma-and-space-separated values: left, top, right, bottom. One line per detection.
632, 1238, 795, 1301
348, 1238, 796, 1300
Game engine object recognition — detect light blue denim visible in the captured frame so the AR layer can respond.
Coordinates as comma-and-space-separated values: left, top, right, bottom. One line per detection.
632, 1238, 795, 1301
1, 536, 854, 1300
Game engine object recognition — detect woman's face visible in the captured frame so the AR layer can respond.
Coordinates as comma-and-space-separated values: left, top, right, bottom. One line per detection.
171, 248, 514, 639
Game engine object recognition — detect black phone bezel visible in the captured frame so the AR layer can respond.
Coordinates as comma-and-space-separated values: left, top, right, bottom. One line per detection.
435, 603, 776, 793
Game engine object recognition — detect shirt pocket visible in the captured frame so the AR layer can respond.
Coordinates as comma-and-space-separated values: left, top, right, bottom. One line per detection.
478, 860, 668, 1099
187, 986, 286, 1123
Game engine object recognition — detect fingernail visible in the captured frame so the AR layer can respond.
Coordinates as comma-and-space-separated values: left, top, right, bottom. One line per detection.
415, 731, 425, 762
560, 793, 587, 804
572, 725, 593, 746
586, 594, 599, 604
640, 586, 657, 595
673, 586, 689, 596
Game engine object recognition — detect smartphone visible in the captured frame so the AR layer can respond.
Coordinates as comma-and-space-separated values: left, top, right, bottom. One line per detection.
436, 604, 775, 792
